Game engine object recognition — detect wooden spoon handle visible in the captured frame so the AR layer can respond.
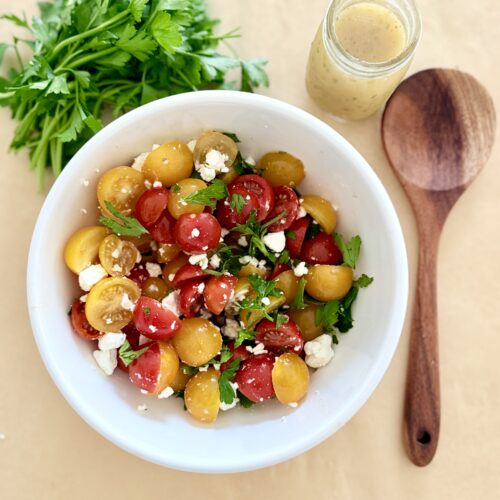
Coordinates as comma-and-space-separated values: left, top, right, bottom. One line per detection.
403, 232, 441, 466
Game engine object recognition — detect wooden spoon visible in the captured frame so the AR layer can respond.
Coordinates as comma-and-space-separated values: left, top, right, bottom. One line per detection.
381, 69, 496, 466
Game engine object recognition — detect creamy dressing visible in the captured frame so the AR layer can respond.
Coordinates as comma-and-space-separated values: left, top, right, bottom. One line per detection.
306, 1, 413, 121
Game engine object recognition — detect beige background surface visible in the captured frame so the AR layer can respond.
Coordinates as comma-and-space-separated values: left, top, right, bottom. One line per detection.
1, 0, 499, 498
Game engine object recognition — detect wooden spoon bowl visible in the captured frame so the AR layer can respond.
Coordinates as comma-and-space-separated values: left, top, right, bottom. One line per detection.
382, 69, 496, 466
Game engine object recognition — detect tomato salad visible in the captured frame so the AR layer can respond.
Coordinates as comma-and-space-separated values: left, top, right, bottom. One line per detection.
64, 131, 372, 423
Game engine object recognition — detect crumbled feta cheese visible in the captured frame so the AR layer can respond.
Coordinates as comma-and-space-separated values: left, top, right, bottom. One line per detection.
288, 402, 298, 408
98, 332, 126, 351
221, 228, 230, 238
304, 334, 334, 368
239, 255, 259, 267
261, 297, 271, 306
220, 381, 239, 411
297, 206, 307, 219
137, 404, 148, 412
195, 149, 229, 181
93, 348, 117, 375
153, 181, 162, 188
189, 253, 209, 269
198, 365, 209, 372
293, 261, 309, 277
144, 179, 152, 189
161, 290, 181, 317
112, 263, 122, 273
263, 231, 286, 253
213, 363, 220, 370
149, 324, 158, 333
111, 248, 120, 259
187, 139, 197, 152
209, 254, 221, 269
132, 152, 149, 171
121, 293, 136, 311
197, 282, 206, 293
245, 156, 256, 166
191, 227, 200, 238
222, 318, 240, 338
79, 294, 88, 303
151, 143, 160, 150
312, 220, 318, 225
238, 236, 248, 247
146, 262, 162, 278
158, 386, 174, 399
246, 343, 268, 355
79, 264, 107, 291
168, 273, 175, 282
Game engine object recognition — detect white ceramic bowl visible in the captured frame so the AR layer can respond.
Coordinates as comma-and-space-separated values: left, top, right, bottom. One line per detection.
27, 91, 407, 473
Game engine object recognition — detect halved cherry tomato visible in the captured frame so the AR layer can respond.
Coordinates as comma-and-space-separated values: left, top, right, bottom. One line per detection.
285, 217, 310, 258
174, 213, 221, 254
266, 186, 299, 232
269, 262, 291, 280
172, 264, 208, 288
229, 174, 274, 221
203, 275, 238, 315
255, 318, 304, 354
133, 296, 181, 341
220, 341, 251, 372
216, 186, 260, 228
148, 209, 177, 244
70, 299, 101, 340
235, 354, 276, 402
134, 187, 169, 228
128, 265, 149, 287
179, 278, 206, 318
300, 232, 343, 265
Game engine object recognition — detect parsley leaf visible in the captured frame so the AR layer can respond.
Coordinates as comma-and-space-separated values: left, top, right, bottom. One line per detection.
237, 390, 255, 408
233, 152, 256, 174
234, 328, 256, 348
275, 312, 288, 328
278, 249, 290, 264
285, 230, 296, 240
183, 179, 228, 210
334, 233, 362, 269
170, 184, 181, 193
290, 278, 307, 309
182, 365, 198, 376
230, 193, 245, 214
99, 201, 149, 237
222, 132, 240, 143
118, 340, 149, 367
218, 358, 241, 404
354, 274, 374, 288
305, 222, 320, 240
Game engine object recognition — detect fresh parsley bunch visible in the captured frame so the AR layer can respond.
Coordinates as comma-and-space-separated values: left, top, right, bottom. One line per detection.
0, 0, 269, 190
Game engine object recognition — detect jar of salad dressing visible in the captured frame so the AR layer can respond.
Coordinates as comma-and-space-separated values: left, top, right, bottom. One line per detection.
306, 0, 421, 121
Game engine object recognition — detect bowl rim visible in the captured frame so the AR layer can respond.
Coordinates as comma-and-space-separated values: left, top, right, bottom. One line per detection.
27, 90, 408, 473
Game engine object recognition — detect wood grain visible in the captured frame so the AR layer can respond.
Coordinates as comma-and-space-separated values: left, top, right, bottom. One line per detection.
381, 69, 496, 466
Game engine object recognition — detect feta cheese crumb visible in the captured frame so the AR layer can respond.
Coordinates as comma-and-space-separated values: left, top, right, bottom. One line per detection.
191, 227, 200, 238
146, 262, 162, 278
112, 263, 122, 273
151, 143, 160, 150
198, 365, 209, 372
137, 404, 148, 413
158, 386, 175, 399
221, 228, 230, 238
187, 139, 197, 152
293, 261, 309, 277
98, 332, 126, 351
120, 293, 136, 311
132, 152, 149, 171
195, 149, 229, 181
222, 318, 240, 339
209, 254, 221, 269
161, 290, 181, 317
238, 236, 248, 247
263, 231, 286, 253
153, 180, 162, 188
111, 248, 120, 259
246, 342, 268, 355
144, 179, 153, 189
79, 294, 88, 303
79, 264, 107, 291
245, 156, 256, 166
261, 297, 271, 306
239, 255, 260, 267
189, 253, 209, 269
297, 206, 307, 219
304, 334, 334, 368
149, 324, 158, 333
93, 348, 117, 375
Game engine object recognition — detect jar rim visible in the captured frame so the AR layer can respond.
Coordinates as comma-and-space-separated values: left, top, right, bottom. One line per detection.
323, 0, 422, 77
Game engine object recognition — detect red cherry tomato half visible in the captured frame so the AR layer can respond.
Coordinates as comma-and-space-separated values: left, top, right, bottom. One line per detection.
285, 217, 310, 258
174, 213, 221, 254
203, 275, 238, 315
216, 186, 260, 228
229, 174, 274, 221
128, 265, 149, 287
235, 354, 276, 402
255, 318, 304, 354
179, 278, 206, 318
129, 341, 160, 392
70, 299, 101, 340
133, 296, 181, 341
134, 187, 169, 228
149, 209, 176, 244
220, 341, 251, 372
269, 262, 291, 280
172, 263, 208, 288
300, 232, 343, 265
266, 186, 299, 232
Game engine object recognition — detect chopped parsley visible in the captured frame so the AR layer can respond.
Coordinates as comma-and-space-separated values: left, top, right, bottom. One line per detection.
99, 201, 148, 238
290, 278, 307, 309
234, 328, 256, 348
183, 179, 228, 210
334, 233, 362, 269
222, 132, 240, 143
230, 193, 246, 214
218, 358, 241, 404
237, 390, 255, 408
118, 340, 149, 367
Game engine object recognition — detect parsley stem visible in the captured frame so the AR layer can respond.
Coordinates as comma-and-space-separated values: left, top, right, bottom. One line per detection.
49, 10, 130, 61
67, 47, 118, 69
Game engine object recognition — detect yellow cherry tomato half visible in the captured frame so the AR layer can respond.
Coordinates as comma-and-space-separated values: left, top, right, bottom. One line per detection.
64, 225, 110, 274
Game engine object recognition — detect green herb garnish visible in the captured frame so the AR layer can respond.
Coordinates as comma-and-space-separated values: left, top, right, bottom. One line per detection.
222, 132, 240, 143
234, 328, 256, 348
230, 193, 245, 214
118, 340, 149, 367
290, 278, 307, 309
170, 184, 181, 194
218, 358, 241, 404
285, 230, 296, 240
183, 179, 228, 210
237, 390, 255, 408
334, 233, 362, 269
99, 201, 148, 237
182, 365, 198, 376
0, 0, 269, 190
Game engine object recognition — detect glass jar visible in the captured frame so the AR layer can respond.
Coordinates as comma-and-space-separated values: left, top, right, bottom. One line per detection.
305, 0, 421, 121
